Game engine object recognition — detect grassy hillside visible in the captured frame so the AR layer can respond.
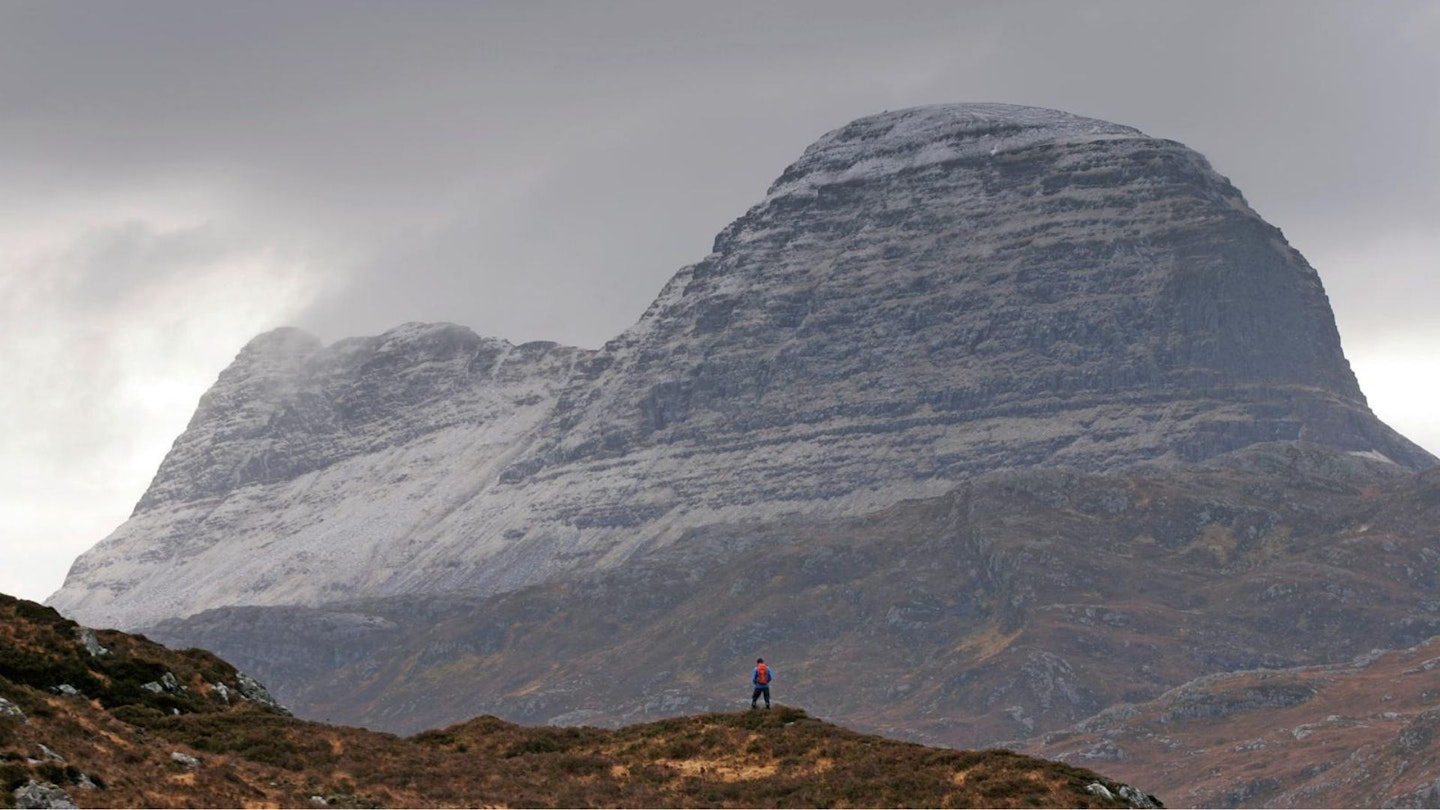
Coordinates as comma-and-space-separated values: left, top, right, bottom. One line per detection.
0, 594, 1155, 808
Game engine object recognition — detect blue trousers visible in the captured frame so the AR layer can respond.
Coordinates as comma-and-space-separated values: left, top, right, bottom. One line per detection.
751, 686, 770, 707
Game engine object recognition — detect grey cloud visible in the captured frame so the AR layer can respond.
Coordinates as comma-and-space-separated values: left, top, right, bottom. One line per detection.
56, 221, 243, 309
2, 0, 1434, 361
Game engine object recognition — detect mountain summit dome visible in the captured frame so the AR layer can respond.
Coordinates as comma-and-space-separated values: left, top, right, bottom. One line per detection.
528, 103, 1423, 477
764, 103, 1145, 202
50, 104, 1433, 630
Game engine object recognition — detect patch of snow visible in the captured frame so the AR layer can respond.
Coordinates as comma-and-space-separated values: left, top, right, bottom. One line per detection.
1345, 449, 1397, 465
763, 103, 1145, 204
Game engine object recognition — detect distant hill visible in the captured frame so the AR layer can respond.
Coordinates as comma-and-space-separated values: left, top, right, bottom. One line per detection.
1026, 638, 1440, 807
0, 593, 1156, 808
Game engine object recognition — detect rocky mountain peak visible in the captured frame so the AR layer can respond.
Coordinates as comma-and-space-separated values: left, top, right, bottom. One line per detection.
762, 103, 1145, 205
531, 103, 1418, 479
49, 103, 1433, 631
233, 325, 324, 362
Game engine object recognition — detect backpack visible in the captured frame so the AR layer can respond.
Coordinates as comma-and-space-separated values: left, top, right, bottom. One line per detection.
755, 663, 770, 685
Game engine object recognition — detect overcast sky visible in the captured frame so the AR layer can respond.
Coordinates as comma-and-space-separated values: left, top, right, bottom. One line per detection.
3, 0, 1436, 603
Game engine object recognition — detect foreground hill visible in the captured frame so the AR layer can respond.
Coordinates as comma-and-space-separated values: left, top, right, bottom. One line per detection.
0, 594, 1155, 808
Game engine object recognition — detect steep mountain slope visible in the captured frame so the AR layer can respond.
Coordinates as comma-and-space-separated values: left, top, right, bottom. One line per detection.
0, 595, 1155, 809
49, 103, 1433, 630
51, 325, 588, 627
148, 443, 1440, 807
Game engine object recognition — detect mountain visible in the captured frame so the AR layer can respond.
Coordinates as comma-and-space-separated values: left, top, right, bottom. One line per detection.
145, 442, 1440, 807
48, 103, 1433, 631
0, 594, 1156, 809
42, 103, 1440, 806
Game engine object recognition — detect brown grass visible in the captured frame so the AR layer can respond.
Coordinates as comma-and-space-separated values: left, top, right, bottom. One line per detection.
1026, 638, 1440, 807
0, 593, 1146, 808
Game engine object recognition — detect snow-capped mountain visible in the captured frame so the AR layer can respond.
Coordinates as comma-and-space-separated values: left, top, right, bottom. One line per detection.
49, 103, 1433, 630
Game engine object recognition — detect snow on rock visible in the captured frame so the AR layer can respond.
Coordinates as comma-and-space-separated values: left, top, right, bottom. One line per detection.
50, 323, 590, 627
762, 103, 1144, 204
48, 103, 1436, 630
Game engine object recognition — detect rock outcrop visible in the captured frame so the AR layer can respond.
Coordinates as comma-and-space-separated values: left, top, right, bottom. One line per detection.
49, 103, 1433, 630
12, 780, 77, 810
0, 696, 25, 721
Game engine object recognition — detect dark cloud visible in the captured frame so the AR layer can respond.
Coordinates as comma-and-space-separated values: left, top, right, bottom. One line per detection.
6, 2, 1434, 347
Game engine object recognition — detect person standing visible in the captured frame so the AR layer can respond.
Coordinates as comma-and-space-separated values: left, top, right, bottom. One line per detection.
751, 658, 773, 709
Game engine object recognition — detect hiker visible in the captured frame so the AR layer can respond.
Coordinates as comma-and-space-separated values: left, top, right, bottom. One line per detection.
751, 658, 773, 709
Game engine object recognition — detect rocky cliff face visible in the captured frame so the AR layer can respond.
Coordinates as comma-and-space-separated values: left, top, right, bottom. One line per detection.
49, 103, 1433, 630
534, 103, 1394, 480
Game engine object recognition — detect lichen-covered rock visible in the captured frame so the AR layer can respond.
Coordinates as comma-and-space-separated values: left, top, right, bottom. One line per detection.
236, 672, 282, 710
48, 103, 1434, 631
12, 781, 77, 810
1118, 785, 1162, 808
74, 627, 108, 658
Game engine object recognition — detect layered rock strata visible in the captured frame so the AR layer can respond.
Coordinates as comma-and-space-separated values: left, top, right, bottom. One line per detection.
53, 323, 588, 625
50, 103, 1433, 629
